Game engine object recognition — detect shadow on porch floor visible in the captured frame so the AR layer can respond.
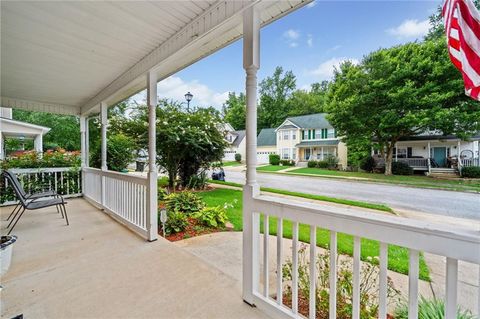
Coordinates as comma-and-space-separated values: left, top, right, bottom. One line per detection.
0, 198, 269, 319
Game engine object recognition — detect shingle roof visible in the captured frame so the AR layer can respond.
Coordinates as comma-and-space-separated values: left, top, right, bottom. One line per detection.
286, 113, 332, 129
295, 140, 339, 147
232, 130, 246, 147
257, 128, 277, 146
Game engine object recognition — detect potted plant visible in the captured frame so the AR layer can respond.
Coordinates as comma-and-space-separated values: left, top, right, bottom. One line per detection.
1, 235, 17, 277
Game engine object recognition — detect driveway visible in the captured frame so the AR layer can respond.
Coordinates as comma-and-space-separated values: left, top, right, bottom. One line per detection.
223, 168, 480, 220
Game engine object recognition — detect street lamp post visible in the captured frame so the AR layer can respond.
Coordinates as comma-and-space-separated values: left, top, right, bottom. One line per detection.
184, 91, 193, 112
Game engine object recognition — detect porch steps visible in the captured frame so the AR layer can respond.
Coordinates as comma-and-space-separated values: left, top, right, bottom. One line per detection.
429, 168, 460, 179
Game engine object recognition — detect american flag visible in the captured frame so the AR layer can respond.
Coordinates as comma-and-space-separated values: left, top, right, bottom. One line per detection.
442, 0, 480, 101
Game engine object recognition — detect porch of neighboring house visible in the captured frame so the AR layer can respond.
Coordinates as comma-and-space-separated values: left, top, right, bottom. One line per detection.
295, 140, 348, 168
1, 1, 479, 319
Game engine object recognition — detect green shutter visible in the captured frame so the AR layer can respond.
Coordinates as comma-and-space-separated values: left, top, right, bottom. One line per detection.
308, 130, 311, 139
312, 129, 316, 139
302, 130, 305, 139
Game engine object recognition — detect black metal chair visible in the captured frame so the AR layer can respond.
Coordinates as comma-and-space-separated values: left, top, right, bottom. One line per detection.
2, 170, 69, 235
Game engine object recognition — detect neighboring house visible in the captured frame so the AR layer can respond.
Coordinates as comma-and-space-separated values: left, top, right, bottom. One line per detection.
373, 131, 480, 172
257, 128, 277, 164
221, 123, 246, 161
0, 107, 51, 160
275, 113, 348, 168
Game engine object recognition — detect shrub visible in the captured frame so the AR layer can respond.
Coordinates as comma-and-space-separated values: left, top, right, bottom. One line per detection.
163, 210, 188, 235
163, 191, 205, 215
1, 149, 80, 169
316, 160, 329, 168
282, 246, 400, 319
186, 171, 208, 190
461, 166, 480, 178
360, 156, 376, 172
392, 161, 413, 175
325, 155, 339, 169
393, 296, 475, 319
307, 161, 317, 168
90, 134, 135, 171
157, 188, 168, 201
280, 159, 295, 166
234, 153, 241, 162
269, 154, 280, 165
157, 176, 170, 188
194, 206, 228, 228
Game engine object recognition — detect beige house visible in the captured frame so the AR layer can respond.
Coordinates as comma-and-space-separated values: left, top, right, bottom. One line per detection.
275, 113, 348, 168
256, 128, 277, 163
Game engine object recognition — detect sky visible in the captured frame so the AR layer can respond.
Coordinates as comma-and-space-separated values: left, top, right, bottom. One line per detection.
132, 0, 442, 109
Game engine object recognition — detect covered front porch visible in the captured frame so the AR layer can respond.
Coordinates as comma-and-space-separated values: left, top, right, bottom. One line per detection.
0, 198, 266, 318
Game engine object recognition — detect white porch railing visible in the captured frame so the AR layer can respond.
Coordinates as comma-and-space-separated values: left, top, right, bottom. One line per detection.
1, 167, 82, 206
396, 157, 429, 168
461, 157, 480, 167
83, 167, 150, 240
244, 193, 480, 319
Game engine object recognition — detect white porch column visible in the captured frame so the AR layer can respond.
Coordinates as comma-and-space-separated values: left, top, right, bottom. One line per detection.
0, 132, 4, 160
395, 142, 398, 161
321, 146, 324, 160
80, 115, 87, 167
457, 140, 461, 157
100, 102, 108, 171
85, 117, 90, 167
34, 134, 43, 154
146, 70, 158, 242
242, 6, 260, 306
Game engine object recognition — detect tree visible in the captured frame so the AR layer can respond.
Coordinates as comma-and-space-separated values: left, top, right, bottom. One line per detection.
12, 109, 80, 151
258, 66, 297, 129
129, 100, 226, 188
286, 81, 329, 117
90, 133, 136, 171
222, 92, 246, 130
327, 41, 480, 175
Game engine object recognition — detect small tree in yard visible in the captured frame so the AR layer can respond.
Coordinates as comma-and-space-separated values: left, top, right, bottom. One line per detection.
234, 153, 241, 162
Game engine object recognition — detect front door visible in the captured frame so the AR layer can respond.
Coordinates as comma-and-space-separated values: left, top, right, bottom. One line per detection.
304, 148, 311, 160
433, 147, 447, 167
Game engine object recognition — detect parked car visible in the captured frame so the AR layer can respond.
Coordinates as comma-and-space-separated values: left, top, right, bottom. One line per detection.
211, 168, 225, 181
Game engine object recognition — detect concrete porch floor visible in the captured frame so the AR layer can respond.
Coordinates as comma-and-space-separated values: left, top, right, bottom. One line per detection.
0, 198, 269, 319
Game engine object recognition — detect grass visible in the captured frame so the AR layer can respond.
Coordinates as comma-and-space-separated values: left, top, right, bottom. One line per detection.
221, 161, 242, 167
257, 165, 292, 172
198, 188, 430, 280
286, 167, 480, 192
209, 180, 393, 213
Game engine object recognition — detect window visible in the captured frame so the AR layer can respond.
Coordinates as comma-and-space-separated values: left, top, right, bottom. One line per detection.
292, 130, 296, 140
283, 131, 289, 140
278, 133, 281, 141
315, 130, 322, 139
327, 129, 335, 138
292, 148, 296, 160
282, 148, 290, 159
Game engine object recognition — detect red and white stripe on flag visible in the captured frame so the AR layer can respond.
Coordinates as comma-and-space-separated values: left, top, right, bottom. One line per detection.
442, 0, 480, 101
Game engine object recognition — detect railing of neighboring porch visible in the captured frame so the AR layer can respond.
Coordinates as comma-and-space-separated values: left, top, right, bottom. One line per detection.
83, 167, 153, 240
460, 157, 480, 167
1, 167, 82, 206
243, 193, 480, 319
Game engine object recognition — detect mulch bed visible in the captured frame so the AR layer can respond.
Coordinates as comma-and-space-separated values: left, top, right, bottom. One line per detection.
159, 217, 228, 242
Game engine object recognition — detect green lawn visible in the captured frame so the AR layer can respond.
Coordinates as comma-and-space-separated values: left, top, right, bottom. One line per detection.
209, 180, 393, 213
287, 168, 480, 192
221, 161, 242, 167
257, 165, 290, 172
198, 188, 429, 280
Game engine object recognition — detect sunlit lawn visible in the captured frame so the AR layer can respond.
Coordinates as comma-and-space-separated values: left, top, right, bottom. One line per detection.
257, 165, 290, 172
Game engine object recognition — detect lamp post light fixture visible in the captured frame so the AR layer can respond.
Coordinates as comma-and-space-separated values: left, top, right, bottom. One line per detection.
184, 91, 193, 112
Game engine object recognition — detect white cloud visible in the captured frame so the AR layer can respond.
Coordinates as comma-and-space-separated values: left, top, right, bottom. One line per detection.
130, 76, 229, 109
307, 34, 313, 48
310, 57, 359, 80
306, 1, 316, 8
283, 29, 300, 48
387, 19, 430, 39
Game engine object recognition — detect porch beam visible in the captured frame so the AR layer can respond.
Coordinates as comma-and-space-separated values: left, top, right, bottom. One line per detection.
242, 5, 260, 305
146, 70, 158, 242
1, 96, 79, 115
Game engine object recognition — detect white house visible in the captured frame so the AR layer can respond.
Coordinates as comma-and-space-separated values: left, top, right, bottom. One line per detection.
275, 113, 348, 168
222, 123, 246, 162
0, 107, 50, 159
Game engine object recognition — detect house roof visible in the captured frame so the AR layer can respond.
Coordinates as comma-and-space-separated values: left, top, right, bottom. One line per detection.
295, 140, 339, 147
257, 128, 277, 147
397, 132, 480, 142
283, 113, 333, 130
0, 117, 51, 137
231, 130, 245, 147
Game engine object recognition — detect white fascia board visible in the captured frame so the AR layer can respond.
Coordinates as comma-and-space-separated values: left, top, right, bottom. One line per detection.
274, 119, 300, 132
1, 96, 80, 115
1, 118, 51, 135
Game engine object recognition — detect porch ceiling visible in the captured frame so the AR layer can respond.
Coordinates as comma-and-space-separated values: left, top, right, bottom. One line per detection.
1, 0, 309, 116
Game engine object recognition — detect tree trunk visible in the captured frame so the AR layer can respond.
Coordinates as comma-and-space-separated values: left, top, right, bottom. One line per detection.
385, 146, 394, 176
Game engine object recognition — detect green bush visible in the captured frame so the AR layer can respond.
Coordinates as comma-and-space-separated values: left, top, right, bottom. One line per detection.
1, 149, 80, 169
269, 154, 280, 165
394, 296, 475, 319
360, 156, 376, 172
461, 166, 480, 178
307, 161, 317, 168
234, 153, 241, 162
157, 176, 170, 188
194, 206, 228, 228
280, 159, 295, 166
316, 160, 329, 168
163, 191, 205, 215
163, 210, 188, 235
157, 188, 168, 201
392, 161, 413, 175
325, 155, 339, 169
90, 134, 135, 171
186, 171, 208, 190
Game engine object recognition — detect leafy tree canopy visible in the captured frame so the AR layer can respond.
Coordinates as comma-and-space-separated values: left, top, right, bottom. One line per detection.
222, 92, 246, 130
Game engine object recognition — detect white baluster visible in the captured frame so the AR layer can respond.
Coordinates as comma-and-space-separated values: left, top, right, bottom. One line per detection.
263, 215, 269, 297
409, 249, 419, 319
445, 258, 458, 319
379, 242, 388, 319
309, 225, 316, 319
292, 221, 299, 314
276, 218, 283, 305
353, 236, 361, 319
329, 231, 337, 319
